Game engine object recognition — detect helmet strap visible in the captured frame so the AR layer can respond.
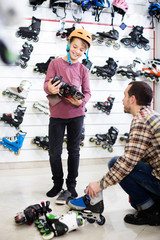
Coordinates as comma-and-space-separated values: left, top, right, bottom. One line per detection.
66, 40, 72, 65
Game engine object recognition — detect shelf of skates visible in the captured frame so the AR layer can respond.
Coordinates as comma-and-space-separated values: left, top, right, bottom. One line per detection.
14, 191, 105, 239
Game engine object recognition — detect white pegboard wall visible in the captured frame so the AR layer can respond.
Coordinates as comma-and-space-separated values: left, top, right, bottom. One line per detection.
0, 0, 156, 162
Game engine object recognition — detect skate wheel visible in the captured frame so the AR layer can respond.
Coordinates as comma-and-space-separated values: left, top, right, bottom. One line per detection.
15, 32, 20, 38
108, 146, 113, 153
144, 45, 150, 51
14, 150, 20, 156
89, 137, 95, 143
102, 144, 107, 149
97, 215, 105, 225
137, 43, 143, 49
113, 43, 121, 50
2, 90, 6, 96
107, 78, 112, 83
27, 38, 32, 41
121, 38, 130, 46
19, 99, 25, 105
33, 36, 39, 42
21, 63, 27, 69
87, 218, 95, 223
130, 41, 137, 48
105, 41, 112, 47
95, 140, 101, 145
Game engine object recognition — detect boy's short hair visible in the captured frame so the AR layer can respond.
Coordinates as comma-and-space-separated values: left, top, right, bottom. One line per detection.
128, 81, 153, 106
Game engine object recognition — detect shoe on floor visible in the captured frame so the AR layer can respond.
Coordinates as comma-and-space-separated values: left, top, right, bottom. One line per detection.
68, 187, 78, 198
124, 203, 160, 226
46, 186, 62, 198
55, 190, 72, 205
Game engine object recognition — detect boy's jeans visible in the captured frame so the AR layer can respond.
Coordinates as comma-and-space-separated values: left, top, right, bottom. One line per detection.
108, 156, 160, 209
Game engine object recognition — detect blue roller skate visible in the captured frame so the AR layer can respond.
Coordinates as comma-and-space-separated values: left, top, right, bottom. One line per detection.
67, 191, 105, 225
0, 130, 27, 155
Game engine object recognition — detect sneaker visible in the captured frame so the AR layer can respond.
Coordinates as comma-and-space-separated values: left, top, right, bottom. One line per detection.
124, 203, 160, 226
46, 186, 62, 198
68, 187, 78, 198
55, 190, 72, 205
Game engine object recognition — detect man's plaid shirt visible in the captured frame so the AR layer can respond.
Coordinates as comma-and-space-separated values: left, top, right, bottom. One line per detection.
100, 106, 160, 189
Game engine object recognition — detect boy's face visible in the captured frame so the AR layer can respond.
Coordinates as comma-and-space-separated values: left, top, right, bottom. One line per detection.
69, 38, 87, 63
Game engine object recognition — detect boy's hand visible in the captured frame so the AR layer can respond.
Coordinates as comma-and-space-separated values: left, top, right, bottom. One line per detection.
66, 97, 82, 107
48, 78, 62, 95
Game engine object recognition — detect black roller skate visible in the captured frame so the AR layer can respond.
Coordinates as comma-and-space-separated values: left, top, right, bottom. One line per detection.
35, 211, 84, 239
16, 42, 34, 69
119, 132, 129, 143
91, 57, 118, 82
142, 58, 160, 83
0, 105, 27, 129
89, 126, 119, 152
120, 26, 150, 51
56, 24, 75, 39
15, 201, 52, 225
2, 80, 32, 104
33, 56, 56, 74
0, 130, 27, 155
16, 16, 41, 42
117, 58, 144, 81
93, 96, 115, 114
92, 29, 120, 50
29, 0, 47, 10
67, 191, 105, 225
31, 136, 49, 151
51, 75, 85, 100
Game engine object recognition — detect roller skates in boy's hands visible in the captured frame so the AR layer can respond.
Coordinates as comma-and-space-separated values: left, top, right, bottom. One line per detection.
15, 201, 52, 225
0, 105, 27, 129
16, 16, 41, 42
0, 130, 27, 155
2, 80, 32, 104
93, 96, 115, 114
67, 191, 105, 225
35, 211, 84, 239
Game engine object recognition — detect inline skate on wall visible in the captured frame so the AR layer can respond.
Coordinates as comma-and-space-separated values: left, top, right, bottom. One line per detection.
16, 42, 33, 68
92, 29, 120, 50
29, 0, 47, 10
51, 75, 85, 100
0, 130, 27, 155
91, 57, 118, 82
33, 100, 49, 115
117, 58, 144, 81
35, 211, 84, 239
119, 132, 129, 143
0, 105, 27, 129
56, 24, 75, 39
89, 126, 119, 152
15, 201, 52, 225
2, 80, 32, 104
93, 96, 115, 115
120, 26, 150, 51
31, 136, 49, 151
16, 17, 41, 42
67, 191, 105, 225
142, 58, 160, 83
33, 56, 56, 74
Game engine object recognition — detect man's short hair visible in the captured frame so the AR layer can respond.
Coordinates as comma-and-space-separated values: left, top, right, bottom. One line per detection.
128, 81, 153, 106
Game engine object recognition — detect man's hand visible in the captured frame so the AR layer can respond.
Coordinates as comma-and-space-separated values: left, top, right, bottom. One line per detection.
85, 182, 102, 199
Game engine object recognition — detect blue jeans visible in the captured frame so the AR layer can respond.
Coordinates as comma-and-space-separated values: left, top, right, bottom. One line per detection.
108, 156, 160, 209
49, 116, 84, 188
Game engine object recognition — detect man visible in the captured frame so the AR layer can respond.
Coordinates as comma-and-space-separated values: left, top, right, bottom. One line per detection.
70, 81, 160, 226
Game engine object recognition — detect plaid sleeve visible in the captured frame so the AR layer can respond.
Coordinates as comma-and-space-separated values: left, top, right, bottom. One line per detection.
99, 118, 152, 189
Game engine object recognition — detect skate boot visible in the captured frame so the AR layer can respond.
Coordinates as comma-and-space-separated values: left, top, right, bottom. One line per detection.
2, 80, 32, 104
0, 130, 27, 155
89, 126, 119, 152
35, 211, 84, 239
51, 75, 85, 100
33, 100, 49, 115
33, 56, 56, 74
31, 136, 49, 151
15, 201, 52, 225
91, 57, 118, 82
29, 0, 47, 10
119, 132, 129, 143
93, 96, 115, 114
142, 58, 160, 83
16, 42, 34, 68
67, 191, 105, 225
16, 16, 41, 42
56, 24, 75, 39
0, 105, 27, 129
92, 29, 120, 50
117, 58, 144, 81
120, 25, 150, 51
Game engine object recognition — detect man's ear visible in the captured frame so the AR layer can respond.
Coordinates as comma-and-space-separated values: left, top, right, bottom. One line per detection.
131, 95, 136, 104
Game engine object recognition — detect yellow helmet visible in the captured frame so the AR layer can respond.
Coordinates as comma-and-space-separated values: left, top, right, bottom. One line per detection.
68, 28, 92, 48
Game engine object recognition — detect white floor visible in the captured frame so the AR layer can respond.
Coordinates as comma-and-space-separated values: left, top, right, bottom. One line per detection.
0, 159, 160, 240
